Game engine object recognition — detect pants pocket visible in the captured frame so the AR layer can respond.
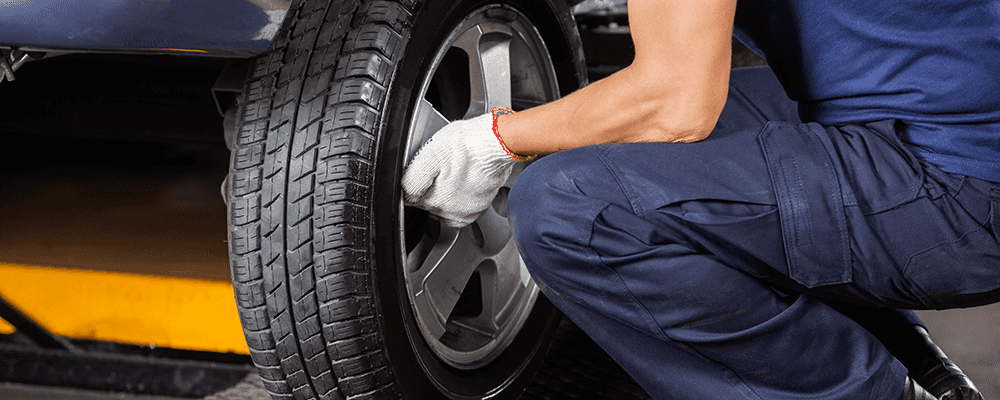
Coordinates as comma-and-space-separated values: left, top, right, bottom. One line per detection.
758, 122, 852, 288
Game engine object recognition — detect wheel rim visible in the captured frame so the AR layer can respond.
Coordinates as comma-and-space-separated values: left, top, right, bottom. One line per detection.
399, 5, 560, 370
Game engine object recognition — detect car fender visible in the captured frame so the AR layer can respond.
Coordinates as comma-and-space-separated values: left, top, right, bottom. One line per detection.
0, 0, 291, 57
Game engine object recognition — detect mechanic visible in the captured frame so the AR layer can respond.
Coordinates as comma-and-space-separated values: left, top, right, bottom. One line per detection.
401, 0, 1000, 398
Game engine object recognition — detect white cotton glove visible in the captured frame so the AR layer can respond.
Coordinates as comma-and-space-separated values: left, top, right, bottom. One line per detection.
402, 111, 521, 228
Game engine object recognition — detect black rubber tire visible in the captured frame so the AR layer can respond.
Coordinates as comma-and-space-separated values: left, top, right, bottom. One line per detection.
225, 1, 588, 399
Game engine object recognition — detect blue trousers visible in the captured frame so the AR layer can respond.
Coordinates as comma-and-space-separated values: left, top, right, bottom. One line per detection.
508, 66, 1000, 400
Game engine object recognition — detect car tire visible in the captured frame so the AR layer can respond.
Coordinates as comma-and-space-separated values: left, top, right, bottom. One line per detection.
225, 0, 588, 399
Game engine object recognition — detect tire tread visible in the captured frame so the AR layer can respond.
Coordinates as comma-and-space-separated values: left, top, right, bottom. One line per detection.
228, 0, 420, 399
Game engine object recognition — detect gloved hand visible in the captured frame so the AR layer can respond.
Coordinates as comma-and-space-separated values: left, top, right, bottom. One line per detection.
402, 108, 527, 228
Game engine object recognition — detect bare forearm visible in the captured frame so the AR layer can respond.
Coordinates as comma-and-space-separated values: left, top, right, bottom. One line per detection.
498, 64, 729, 156
496, 0, 736, 157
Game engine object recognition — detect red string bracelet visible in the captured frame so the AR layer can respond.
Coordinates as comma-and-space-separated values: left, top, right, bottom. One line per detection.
491, 106, 535, 162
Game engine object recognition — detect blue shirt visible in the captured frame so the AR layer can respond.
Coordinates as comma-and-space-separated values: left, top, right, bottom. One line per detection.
733, 0, 1000, 183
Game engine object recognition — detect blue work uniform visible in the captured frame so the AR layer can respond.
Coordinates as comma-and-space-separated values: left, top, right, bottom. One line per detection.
507, 0, 1000, 399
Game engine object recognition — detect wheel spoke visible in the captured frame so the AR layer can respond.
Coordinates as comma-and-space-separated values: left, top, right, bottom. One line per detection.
407, 98, 450, 164
479, 237, 529, 334
409, 226, 486, 339
479, 33, 512, 112
440, 202, 524, 336
452, 23, 512, 117
490, 193, 517, 239
479, 195, 529, 331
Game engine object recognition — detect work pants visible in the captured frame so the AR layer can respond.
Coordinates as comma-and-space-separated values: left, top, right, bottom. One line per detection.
508, 66, 1000, 399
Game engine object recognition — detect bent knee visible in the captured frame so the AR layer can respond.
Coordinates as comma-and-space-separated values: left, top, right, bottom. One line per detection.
508, 146, 627, 265
509, 145, 629, 212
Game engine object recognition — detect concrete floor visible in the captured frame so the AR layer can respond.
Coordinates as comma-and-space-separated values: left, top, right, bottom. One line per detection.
917, 306, 1000, 398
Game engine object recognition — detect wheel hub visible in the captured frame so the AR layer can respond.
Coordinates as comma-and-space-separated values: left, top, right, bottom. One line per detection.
399, 5, 559, 370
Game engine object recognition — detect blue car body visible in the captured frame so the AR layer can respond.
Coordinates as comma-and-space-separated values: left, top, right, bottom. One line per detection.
0, 0, 290, 57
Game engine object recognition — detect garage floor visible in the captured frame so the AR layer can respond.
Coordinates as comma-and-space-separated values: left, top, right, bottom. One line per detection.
0, 50, 997, 399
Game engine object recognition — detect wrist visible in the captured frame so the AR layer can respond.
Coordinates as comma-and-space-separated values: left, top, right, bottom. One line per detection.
491, 106, 535, 162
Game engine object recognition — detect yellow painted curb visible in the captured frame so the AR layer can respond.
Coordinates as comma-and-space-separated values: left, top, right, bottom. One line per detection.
0, 263, 249, 354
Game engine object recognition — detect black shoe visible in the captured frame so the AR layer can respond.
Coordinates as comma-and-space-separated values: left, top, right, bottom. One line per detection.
907, 326, 983, 400
899, 376, 939, 400
829, 305, 983, 400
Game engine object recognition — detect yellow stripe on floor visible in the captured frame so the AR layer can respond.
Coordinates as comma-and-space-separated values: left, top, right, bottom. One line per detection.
0, 263, 249, 354
0, 316, 13, 334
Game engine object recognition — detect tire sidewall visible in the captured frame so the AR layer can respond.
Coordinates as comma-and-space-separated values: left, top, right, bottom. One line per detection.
371, 0, 585, 399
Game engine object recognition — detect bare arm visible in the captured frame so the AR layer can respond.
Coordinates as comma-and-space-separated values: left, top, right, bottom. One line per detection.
498, 0, 737, 155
